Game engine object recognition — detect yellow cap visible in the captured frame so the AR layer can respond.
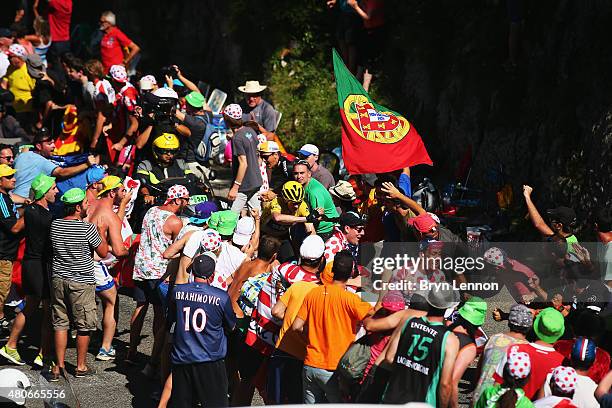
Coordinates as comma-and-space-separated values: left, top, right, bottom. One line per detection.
97, 175, 123, 197
0, 164, 16, 178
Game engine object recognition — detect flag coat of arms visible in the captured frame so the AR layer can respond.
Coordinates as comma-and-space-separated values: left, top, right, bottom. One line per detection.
332, 49, 433, 174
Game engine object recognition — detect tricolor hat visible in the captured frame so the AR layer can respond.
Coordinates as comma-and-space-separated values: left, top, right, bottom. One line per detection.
571, 337, 596, 366
223, 104, 242, 120
201, 229, 222, 252
164, 184, 189, 204
109, 65, 128, 83
551, 366, 578, 394
506, 351, 531, 379
7, 44, 27, 59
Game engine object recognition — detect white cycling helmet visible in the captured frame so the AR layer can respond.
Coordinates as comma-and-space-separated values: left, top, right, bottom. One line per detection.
0, 368, 31, 405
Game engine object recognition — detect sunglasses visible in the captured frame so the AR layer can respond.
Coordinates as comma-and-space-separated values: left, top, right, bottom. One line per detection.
0, 156, 14, 161
350, 226, 365, 233
159, 149, 177, 155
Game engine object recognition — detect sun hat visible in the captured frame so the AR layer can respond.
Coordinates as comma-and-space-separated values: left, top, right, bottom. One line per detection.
97, 175, 123, 197
25, 53, 44, 79
0, 164, 16, 178
506, 351, 531, 379
300, 235, 325, 260
109, 65, 128, 83
185, 91, 205, 108
208, 210, 239, 236
484, 247, 506, 268
201, 229, 222, 252
297, 144, 319, 157
533, 307, 565, 344
425, 286, 459, 310
408, 213, 438, 233
508, 304, 533, 329
571, 337, 597, 366
232, 216, 255, 246
7, 44, 27, 59
188, 254, 216, 279
60, 188, 86, 204
223, 104, 242, 120
551, 366, 578, 394
31, 173, 56, 200
458, 296, 487, 326
258, 141, 280, 154
238, 80, 267, 94
189, 201, 218, 225
329, 180, 357, 202
164, 184, 189, 205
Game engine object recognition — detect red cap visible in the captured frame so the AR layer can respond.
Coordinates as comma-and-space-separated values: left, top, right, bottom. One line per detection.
408, 213, 437, 233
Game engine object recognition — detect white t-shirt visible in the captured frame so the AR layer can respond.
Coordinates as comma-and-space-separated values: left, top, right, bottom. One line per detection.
543, 373, 599, 408
534, 396, 576, 408
211, 241, 247, 291
182, 229, 206, 258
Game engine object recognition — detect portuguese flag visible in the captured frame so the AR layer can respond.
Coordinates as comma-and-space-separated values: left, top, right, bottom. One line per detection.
333, 49, 433, 174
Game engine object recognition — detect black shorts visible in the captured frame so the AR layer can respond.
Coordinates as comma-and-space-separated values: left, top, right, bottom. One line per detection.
21, 259, 51, 299
133, 279, 163, 306
171, 359, 229, 408
238, 342, 267, 381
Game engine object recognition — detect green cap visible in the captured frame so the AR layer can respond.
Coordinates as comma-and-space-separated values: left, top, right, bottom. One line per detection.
185, 91, 205, 109
458, 296, 487, 326
31, 173, 56, 200
208, 210, 239, 236
533, 307, 565, 344
60, 188, 86, 204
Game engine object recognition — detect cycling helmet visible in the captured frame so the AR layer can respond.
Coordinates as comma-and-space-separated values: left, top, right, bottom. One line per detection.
281, 181, 304, 203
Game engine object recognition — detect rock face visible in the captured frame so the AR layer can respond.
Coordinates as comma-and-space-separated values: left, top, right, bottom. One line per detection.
78, 0, 611, 226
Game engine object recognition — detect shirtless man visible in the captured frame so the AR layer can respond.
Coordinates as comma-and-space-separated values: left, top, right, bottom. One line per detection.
87, 175, 130, 361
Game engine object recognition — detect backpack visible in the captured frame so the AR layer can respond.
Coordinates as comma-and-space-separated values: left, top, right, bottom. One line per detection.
337, 335, 372, 381
238, 271, 271, 316
194, 112, 221, 163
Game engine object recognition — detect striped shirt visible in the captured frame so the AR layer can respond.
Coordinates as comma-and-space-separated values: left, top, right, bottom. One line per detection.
50, 219, 102, 284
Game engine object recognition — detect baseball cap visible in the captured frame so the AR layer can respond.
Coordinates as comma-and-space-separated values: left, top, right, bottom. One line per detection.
551, 366, 578, 394
139, 75, 156, 90
506, 351, 531, 379
85, 165, 107, 186
571, 337, 597, 366
425, 286, 460, 310
339, 211, 366, 227
546, 206, 577, 226
508, 304, 533, 329
188, 254, 216, 279
97, 175, 123, 197
329, 180, 357, 202
60, 188, 86, 204
164, 185, 189, 205
533, 307, 565, 343
297, 144, 319, 157
299, 235, 325, 260
25, 53, 44, 79
7, 44, 27, 59
483, 247, 506, 269
381, 291, 406, 312
223, 104, 242, 120
200, 229, 222, 252
258, 141, 280, 154
189, 201, 218, 225
185, 91, 205, 109
31, 173, 56, 200
458, 296, 487, 326
0, 164, 16, 178
232, 216, 255, 246
109, 65, 128, 83
408, 213, 438, 233
208, 210, 239, 236
33, 128, 52, 144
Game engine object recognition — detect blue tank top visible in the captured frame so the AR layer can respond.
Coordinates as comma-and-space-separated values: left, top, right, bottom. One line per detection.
171, 282, 236, 365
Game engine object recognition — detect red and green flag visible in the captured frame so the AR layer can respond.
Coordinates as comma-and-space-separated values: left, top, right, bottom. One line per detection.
332, 49, 433, 174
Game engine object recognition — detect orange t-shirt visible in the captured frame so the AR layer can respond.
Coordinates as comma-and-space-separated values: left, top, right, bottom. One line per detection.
275, 281, 319, 360
297, 284, 372, 370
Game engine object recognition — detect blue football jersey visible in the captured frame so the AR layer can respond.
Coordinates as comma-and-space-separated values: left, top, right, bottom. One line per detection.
171, 282, 236, 365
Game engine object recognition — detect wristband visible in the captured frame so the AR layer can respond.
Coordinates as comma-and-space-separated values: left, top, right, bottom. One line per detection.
234, 181, 242, 186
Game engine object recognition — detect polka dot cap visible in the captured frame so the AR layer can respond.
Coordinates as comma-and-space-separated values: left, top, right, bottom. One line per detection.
109, 65, 128, 83
483, 247, 505, 268
8, 44, 27, 58
164, 184, 189, 204
201, 229, 222, 252
552, 366, 578, 393
223, 103, 243, 120
506, 351, 531, 379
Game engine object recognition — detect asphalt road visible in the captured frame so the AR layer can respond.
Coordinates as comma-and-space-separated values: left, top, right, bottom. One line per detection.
0, 165, 517, 407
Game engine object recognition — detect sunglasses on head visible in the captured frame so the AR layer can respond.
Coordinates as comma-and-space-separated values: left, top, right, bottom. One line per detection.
294, 159, 311, 169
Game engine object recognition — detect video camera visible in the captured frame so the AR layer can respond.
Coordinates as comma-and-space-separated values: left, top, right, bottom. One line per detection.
160, 65, 179, 79
140, 91, 176, 126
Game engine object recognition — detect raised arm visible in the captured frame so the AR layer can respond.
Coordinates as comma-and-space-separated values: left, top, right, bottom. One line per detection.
523, 185, 554, 236
381, 182, 426, 215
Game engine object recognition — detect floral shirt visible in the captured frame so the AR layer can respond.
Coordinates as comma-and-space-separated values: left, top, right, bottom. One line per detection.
133, 206, 173, 281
